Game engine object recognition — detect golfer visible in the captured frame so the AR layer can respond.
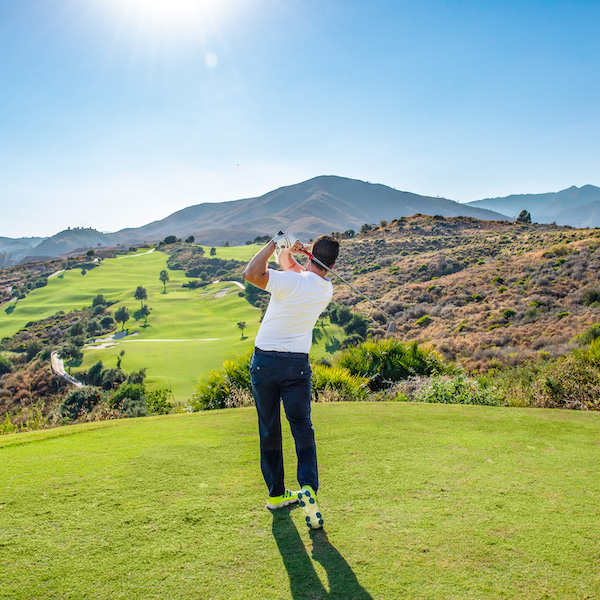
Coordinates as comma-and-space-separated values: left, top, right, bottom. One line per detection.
243, 232, 339, 529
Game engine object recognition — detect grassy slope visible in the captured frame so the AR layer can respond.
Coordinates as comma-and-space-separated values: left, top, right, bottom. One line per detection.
0, 246, 344, 401
1, 403, 599, 600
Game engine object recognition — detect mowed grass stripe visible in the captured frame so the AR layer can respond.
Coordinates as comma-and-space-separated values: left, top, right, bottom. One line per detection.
0, 402, 599, 599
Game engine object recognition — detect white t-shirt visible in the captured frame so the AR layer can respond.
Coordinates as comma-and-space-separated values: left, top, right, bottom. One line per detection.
254, 269, 333, 354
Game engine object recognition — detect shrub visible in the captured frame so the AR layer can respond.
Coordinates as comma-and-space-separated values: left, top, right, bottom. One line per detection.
344, 314, 369, 337
146, 389, 173, 415
58, 386, 104, 420
338, 339, 450, 389
110, 383, 145, 407
578, 324, 600, 346
311, 366, 368, 401
92, 294, 106, 306
582, 289, 600, 307
192, 352, 253, 410
410, 374, 503, 406
416, 315, 432, 327
0, 356, 13, 376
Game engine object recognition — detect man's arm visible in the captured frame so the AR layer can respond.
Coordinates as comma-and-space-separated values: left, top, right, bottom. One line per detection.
277, 241, 307, 274
243, 241, 275, 290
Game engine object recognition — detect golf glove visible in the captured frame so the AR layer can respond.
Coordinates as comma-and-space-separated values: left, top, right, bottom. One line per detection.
272, 232, 297, 250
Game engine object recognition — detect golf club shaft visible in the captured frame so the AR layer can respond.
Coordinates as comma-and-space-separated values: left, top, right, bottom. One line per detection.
301, 250, 396, 322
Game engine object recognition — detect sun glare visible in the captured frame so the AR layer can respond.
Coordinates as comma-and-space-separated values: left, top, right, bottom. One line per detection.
98, 0, 243, 41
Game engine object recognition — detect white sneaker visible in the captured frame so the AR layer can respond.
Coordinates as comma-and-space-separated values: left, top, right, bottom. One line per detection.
298, 486, 324, 529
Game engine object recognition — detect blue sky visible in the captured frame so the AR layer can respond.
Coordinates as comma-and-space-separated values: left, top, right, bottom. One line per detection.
1, 0, 599, 238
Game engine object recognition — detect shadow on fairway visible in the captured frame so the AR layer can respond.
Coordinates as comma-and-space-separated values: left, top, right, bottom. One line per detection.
271, 507, 373, 600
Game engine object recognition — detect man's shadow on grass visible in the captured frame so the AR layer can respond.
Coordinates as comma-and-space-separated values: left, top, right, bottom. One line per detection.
271, 507, 373, 600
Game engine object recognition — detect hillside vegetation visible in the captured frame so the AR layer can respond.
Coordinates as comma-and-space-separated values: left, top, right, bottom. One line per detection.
333, 215, 600, 371
2, 219, 600, 433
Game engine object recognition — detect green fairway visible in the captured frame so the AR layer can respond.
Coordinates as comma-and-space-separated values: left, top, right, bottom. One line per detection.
0, 248, 263, 400
1, 402, 599, 599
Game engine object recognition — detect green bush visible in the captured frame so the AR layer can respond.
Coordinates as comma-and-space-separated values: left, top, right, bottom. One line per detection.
0, 356, 13, 376
582, 289, 600, 307
311, 366, 368, 401
58, 386, 104, 421
146, 389, 173, 415
338, 339, 450, 389
578, 324, 600, 346
110, 383, 147, 417
415, 315, 432, 327
192, 351, 253, 410
411, 374, 503, 406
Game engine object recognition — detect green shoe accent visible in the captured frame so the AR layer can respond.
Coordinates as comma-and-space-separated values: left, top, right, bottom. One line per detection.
298, 486, 323, 529
266, 489, 299, 510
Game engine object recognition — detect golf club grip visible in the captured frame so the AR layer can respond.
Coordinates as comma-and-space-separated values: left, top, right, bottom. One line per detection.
301, 250, 396, 322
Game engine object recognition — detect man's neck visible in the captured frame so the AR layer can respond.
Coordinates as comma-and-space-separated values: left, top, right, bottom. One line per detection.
306, 262, 328, 279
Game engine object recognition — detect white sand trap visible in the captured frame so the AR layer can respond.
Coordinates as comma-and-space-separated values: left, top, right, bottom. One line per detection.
86, 342, 118, 350
120, 338, 219, 343
214, 291, 227, 298
117, 249, 155, 259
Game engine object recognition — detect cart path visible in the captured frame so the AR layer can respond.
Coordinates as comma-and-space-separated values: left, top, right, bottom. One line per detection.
51, 351, 84, 388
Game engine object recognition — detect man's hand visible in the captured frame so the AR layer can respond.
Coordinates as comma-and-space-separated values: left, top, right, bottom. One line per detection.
272, 232, 297, 250
278, 239, 308, 273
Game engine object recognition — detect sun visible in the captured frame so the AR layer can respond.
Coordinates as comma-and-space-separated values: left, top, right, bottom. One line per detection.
98, 0, 240, 40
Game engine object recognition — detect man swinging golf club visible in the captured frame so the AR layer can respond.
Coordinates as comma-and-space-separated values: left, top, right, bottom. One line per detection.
243, 232, 339, 529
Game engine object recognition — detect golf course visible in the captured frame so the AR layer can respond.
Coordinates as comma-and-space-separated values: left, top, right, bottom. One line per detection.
1, 402, 598, 599
0, 246, 344, 400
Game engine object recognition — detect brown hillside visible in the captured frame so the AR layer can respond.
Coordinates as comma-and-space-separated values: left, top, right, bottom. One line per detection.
331, 216, 600, 372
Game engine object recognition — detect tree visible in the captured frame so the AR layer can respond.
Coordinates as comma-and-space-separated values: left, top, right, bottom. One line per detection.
114, 306, 130, 331
516, 210, 532, 224
237, 321, 246, 339
92, 294, 106, 306
59, 343, 83, 374
224, 241, 230, 247
140, 305, 151, 326
159, 270, 169, 292
210, 247, 216, 256
163, 235, 177, 244
87, 320, 100, 340
134, 286, 147, 308
117, 350, 125, 369
185, 235, 195, 243
100, 315, 115, 330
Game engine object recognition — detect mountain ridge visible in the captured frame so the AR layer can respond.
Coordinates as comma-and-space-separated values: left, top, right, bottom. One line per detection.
465, 184, 600, 224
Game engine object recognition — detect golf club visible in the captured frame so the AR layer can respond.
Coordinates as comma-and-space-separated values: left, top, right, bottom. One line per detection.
299, 247, 397, 336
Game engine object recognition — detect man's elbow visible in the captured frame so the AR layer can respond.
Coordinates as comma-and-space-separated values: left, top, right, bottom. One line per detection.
243, 267, 266, 289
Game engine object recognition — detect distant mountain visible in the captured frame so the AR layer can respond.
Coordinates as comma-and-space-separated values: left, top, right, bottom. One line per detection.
25, 228, 112, 261
107, 175, 510, 246
0, 236, 46, 268
465, 185, 600, 225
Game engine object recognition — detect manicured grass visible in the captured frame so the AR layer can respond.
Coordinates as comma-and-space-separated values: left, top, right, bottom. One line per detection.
1, 402, 599, 599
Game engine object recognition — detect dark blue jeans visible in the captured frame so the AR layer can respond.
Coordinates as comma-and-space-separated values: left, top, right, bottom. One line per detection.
250, 348, 318, 497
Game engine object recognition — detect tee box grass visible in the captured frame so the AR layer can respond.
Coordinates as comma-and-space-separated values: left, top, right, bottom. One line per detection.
0, 402, 599, 599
